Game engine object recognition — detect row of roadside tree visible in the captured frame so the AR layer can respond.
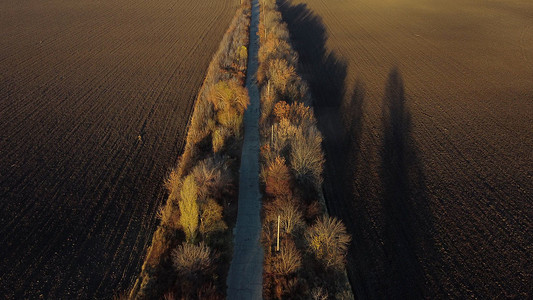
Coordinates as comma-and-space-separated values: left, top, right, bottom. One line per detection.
256, 0, 353, 298
127, 1, 252, 299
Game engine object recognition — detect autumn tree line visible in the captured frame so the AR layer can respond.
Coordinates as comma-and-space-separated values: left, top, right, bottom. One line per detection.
257, 0, 353, 298
127, 2, 251, 299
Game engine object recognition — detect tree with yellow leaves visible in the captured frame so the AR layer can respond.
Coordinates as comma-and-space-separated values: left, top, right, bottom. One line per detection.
200, 198, 227, 238
179, 175, 199, 243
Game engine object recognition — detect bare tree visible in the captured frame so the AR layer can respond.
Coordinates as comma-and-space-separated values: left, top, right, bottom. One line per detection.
172, 242, 214, 279
290, 126, 325, 188
272, 239, 302, 275
305, 216, 351, 270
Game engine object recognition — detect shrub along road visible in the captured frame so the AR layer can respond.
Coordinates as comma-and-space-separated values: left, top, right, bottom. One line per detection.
226, 0, 264, 298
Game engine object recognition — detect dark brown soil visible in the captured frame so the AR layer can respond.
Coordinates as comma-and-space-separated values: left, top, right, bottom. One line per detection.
279, 0, 533, 298
0, 0, 238, 298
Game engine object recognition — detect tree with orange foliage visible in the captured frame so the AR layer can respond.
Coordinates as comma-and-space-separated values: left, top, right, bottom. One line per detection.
265, 156, 292, 197
273, 101, 290, 121
268, 59, 296, 94
288, 102, 315, 128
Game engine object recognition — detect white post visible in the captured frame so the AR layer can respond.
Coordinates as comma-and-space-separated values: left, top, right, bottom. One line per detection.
276, 215, 280, 252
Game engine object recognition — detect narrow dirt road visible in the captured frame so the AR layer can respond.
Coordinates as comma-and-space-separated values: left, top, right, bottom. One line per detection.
226, 0, 263, 298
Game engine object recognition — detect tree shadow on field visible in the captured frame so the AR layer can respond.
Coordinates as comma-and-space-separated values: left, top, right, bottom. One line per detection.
277, 2, 346, 111
278, 0, 367, 296
380, 68, 441, 298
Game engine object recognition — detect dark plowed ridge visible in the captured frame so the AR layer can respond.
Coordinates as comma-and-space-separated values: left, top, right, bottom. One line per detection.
0, 0, 237, 298
279, 0, 533, 298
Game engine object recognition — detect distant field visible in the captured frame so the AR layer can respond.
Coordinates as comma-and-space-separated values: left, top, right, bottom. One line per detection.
280, 0, 532, 298
0, 0, 237, 297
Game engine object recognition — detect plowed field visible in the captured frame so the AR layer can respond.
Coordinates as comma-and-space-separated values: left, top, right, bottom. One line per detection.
279, 0, 533, 298
0, 0, 237, 297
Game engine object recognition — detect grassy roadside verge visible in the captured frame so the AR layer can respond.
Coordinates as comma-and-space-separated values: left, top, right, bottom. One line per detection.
256, 0, 354, 298
127, 2, 251, 298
